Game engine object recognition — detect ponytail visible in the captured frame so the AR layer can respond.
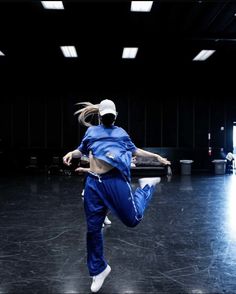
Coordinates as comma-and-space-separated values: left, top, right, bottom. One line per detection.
74, 102, 99, 127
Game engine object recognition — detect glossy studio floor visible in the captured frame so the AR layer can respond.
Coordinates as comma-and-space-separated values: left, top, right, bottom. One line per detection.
1, 172, 236, 294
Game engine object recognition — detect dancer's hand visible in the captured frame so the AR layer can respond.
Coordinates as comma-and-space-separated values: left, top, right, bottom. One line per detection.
75, 167, 90, 173
63, 152, 73, 166
157, 156, 171, 165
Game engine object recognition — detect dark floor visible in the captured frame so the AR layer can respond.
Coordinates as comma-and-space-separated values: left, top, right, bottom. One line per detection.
1, 173, 236, 294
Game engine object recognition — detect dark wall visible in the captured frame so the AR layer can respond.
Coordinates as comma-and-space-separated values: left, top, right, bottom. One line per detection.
1, 58, 236, 174
0, 89, 235, 174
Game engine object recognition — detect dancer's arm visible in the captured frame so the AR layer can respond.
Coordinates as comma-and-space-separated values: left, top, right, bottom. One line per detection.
75, 167, 90, 173
63, 149, 82, 166
133, 148, 171, 165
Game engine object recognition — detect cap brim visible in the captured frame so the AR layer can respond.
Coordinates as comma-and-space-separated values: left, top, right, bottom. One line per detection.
100, 109, 117, 116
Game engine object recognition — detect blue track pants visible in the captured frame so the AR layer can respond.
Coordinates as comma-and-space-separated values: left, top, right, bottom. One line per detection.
83, 169, 155, 276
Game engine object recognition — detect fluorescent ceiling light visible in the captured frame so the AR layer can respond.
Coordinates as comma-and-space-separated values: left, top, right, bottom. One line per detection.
131, 1, 153, 12
60, 46, 78, 58
193, 50, 215, 61
0, 51, 5, 56
41, 1, 64, 10
122, 47, 138, 59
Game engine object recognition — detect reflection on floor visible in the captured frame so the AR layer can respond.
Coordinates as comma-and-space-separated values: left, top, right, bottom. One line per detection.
1, 174, 236, 293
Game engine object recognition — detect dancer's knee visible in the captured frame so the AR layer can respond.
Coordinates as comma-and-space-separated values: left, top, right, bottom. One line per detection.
123, 218, 140, 228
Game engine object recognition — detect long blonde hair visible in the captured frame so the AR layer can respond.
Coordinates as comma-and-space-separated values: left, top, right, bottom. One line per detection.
74, 102, 99, 127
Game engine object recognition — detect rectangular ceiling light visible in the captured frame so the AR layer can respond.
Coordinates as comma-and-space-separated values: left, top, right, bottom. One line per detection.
60, 46, 78, 58
0, 51, 5, 56
193, 50, 215, 61
41, 1, 64, 10
131, 1, 153, 12
122, 47, 138, 59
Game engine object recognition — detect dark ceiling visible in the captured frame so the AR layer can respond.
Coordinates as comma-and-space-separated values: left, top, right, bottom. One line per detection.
0, 0, 236, 92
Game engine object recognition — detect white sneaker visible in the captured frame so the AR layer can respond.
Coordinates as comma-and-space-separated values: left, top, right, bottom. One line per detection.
90, 264, 111, 293
139, 177, 161, 189
104, 216, 112, 225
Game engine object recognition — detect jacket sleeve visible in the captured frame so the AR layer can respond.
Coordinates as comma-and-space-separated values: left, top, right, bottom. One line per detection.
77, 128, 90, 156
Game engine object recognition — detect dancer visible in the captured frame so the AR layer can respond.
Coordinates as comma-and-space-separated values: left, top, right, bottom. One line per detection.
63, 99, 170, 293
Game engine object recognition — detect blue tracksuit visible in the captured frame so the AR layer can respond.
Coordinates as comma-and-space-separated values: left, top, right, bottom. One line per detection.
77, 125, 155, 276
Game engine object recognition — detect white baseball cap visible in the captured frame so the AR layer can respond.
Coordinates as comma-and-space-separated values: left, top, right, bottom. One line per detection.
99, 99, 117, 116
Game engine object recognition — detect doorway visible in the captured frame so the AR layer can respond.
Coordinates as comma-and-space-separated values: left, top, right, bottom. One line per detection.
233, 124, 236, 170
234, 124, 236, 155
